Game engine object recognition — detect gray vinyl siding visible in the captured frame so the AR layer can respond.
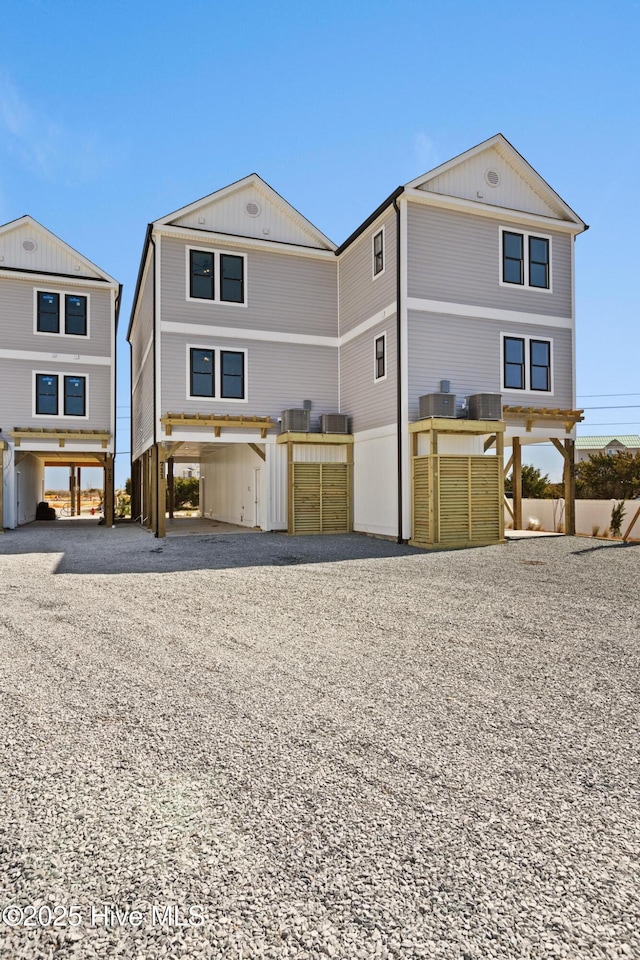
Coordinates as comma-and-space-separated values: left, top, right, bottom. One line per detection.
0, 276, 112, 354
131, 261, 154, 372
407, 309, 573, 420
407, 204, 572, 318
160, 331, 338, 430
132, 349, 155, 458
0, 358, 111, 432
339, 317, 397, 433
338, 208, 397, 336
161, 237, 337, 336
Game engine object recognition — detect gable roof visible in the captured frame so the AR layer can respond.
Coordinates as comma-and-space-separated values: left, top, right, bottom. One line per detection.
575, 435, 640, 449
406, 133, 586, 228
155, 174, 336, 251
0, 215, 118, 284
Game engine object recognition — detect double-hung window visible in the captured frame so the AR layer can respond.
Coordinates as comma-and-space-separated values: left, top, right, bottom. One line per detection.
188, 346, 247, 401
502, 335, 552, 393
374, 333, 387, 382
500, 228, 551, 290
35, 373, 87, 417
188, 248, 246, 305
36, 291, 88, 336
373, 228, 384, 278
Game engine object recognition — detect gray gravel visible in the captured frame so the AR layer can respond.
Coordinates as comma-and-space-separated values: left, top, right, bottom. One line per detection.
0, 524, 638, 959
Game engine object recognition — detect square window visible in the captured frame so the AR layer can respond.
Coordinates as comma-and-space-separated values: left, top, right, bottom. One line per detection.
36, 374, 58, 415
190, 348, 215, 396
37, 292, 60, 333
220, 255, 244, 303
65, 294, 87, 336
373, 230, 384, 276
190, 251, 214, 299
64, 376, 86, 416
220, 350, 245, 398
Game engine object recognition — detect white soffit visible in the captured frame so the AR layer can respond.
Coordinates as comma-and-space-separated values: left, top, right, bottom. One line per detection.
157, 175, 336, 250
0, 216, 116, 282
406, 135, 585, 226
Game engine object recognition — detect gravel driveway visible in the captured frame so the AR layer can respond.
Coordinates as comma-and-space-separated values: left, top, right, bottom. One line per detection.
0, 525, 638, 959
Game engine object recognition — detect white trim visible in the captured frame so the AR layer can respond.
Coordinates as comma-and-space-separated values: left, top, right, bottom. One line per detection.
33, 287, 91, 339
571, 235, 576, 417
404, 187, 584, 235
155, 224, 335, 260
373, 331, 388, 383
127, 250, 153, 343
110, 287, 116, 443
498, 225, 553, 294
406, 297, 572, 330
162, 301, 397, 349
399, 196, 411, 540
0, 268, 116, 290
32, 370, 90, 420
185, 245, 248, 307
0, 348, 110, 365
155, 234, 162, 444
186, 343, 249, 404
372, 225, 386, 280
500, 332, 554, 396
131, 335, 154, 392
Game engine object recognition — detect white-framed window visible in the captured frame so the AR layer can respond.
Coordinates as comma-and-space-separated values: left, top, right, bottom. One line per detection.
34, 289, 90, 338
372, 226, 385, 279
33, 371, 89, 419
501, 334, 553, 394
186, 345, 248, 402
186, 246, 248, 306
374, 331, 387, 383
499, 226, 552, 292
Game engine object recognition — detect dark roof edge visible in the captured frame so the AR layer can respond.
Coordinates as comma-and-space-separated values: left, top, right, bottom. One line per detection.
335, 186, 404, 256
126, 224, 153, 343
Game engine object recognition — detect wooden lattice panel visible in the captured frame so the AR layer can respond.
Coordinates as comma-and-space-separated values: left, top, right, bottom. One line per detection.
291, 462, 350, 534
412, 456, 431, 544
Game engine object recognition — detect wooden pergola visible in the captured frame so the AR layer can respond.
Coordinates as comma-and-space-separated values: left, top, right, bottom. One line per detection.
160, 413, 275, 439
502, 406, 584, 535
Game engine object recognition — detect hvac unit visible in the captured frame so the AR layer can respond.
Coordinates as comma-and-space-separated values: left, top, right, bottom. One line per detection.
320, 413, 349, 434
467, 393, 502, 420
280, 408, 311, 432
419, 392, 457, 418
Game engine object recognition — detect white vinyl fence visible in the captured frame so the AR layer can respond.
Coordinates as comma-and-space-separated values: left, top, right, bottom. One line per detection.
505, 498, 640, 538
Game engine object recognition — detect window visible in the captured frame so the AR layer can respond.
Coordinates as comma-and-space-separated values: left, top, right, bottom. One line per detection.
35, 374, 58, 415
34, 373, 87, 417
499, 228, 551, 290
187, 346, 247, 401
36, 290, 89, 336
190, 349, 215, 397
187, 247, 246, 305
374, 333, 387, 382
373, 229, 384, 277
220, 350, 245, 398
64, 376, 86, 416
502, 334, 552, 393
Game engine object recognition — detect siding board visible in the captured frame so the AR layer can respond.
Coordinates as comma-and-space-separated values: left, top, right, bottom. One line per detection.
340, 317, 397, 433
338, 207, 396, 335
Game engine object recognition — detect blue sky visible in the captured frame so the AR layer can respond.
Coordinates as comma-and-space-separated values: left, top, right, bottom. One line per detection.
1, 0, 638, 487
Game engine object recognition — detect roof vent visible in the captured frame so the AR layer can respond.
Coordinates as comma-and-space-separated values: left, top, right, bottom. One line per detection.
245, 201, 261, 217
22, 239, 37, 252
485, 169, 500, 187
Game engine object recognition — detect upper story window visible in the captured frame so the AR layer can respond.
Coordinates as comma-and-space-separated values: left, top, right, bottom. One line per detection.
34, 373, 87, 417
36, 291, 88, 336
372, 227, 385, 278
502, 335, 552, 393
374, 332, 387, 382
188, 248, 247, 305
187, 345, 247, 402
499, 228, 551, 291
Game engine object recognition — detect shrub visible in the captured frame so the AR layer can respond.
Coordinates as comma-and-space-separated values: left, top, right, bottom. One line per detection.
610, 501, 626, 538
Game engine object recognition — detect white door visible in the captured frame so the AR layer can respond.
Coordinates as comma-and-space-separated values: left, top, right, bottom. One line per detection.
253, 468, 261, 527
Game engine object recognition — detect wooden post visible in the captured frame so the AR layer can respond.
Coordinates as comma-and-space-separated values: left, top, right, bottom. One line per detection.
496, 430, 505, 541
77, 466, 82, 516
144, 449, 153, 529
0, 440, 4, 534
347, 441, 354, 533
104, 454, 115, 527
623, 505, 640, 542
150, 445, 158, 535
131, 458, 141, 522
512, 437, 522, 531
156, 444, 166, 539
564, 438, 576, 535
70, 464, 76, 516
287, 440, 294, 535
167, 457, 175, 520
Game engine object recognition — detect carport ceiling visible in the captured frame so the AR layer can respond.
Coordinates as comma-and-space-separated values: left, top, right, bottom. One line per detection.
164, 441, 232, 462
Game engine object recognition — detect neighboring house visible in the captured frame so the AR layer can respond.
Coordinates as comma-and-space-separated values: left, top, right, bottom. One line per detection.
575, 436, 640, 463
0, 217, 120, 530
128, 134, 587, 544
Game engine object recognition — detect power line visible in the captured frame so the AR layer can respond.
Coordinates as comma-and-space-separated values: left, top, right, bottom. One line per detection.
577, 392, 640, 398
582, 404, 640, 410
